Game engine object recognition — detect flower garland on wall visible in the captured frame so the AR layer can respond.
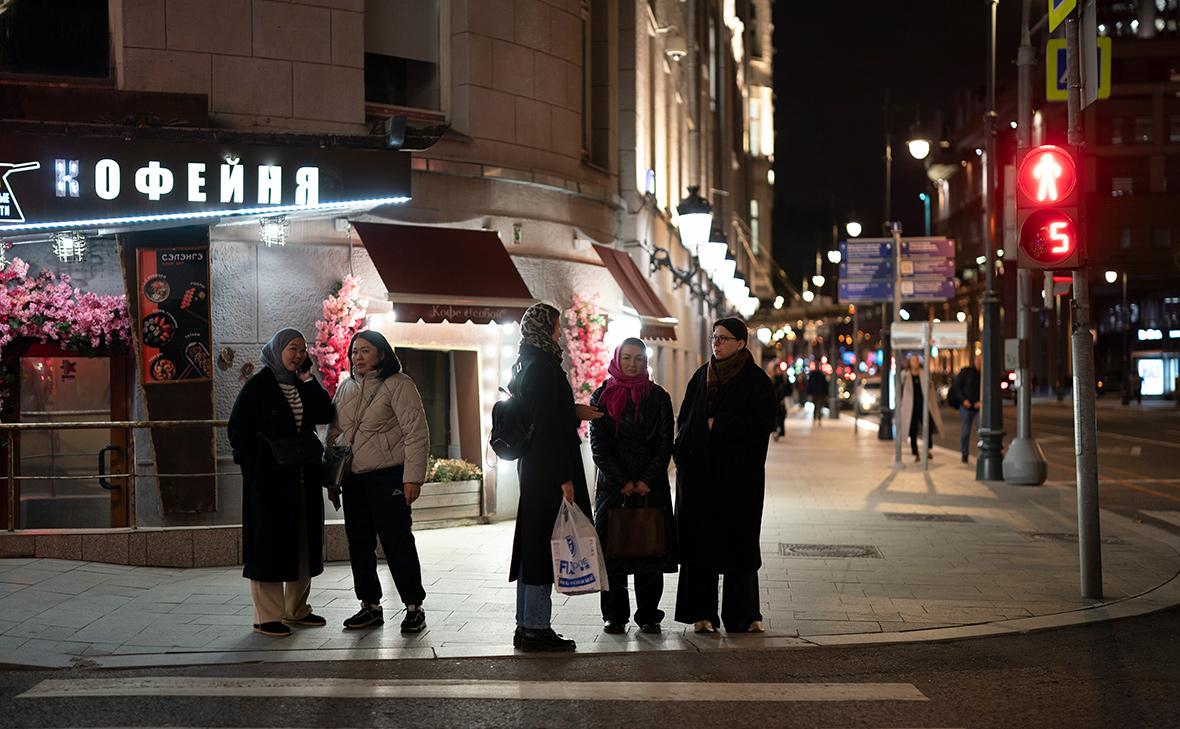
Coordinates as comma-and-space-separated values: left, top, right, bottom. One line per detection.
0, 257, 132, 411
562, 292, 610, 435
308, 274, 368, 397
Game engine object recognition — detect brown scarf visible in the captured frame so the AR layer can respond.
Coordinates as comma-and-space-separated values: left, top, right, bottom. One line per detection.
706, 347, 752, 416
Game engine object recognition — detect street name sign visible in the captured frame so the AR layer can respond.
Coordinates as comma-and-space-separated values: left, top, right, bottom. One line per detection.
839, 279, 893, 302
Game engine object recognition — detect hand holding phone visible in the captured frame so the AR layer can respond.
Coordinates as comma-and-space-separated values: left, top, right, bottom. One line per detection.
297, 356, 315, 381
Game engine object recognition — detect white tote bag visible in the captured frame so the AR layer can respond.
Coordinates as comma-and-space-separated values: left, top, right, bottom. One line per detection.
550, 500, 610, 595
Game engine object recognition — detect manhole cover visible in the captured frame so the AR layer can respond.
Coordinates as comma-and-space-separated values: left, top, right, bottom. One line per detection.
884, 512, 976, 523
779, 543, 884, 559
1021, 531, 1126, 545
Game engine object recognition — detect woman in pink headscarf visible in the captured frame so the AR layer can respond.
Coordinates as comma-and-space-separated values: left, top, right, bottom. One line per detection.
588, 338, 677, 635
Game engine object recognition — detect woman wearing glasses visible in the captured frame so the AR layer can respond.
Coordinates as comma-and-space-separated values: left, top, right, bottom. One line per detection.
673, 318, 777, 634
588, 338, 676, 635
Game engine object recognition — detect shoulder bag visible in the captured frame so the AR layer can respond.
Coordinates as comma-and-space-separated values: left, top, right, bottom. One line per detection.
323, 383, 378, 490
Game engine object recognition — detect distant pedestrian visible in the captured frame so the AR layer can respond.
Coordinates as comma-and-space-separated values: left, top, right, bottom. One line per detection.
953, 354, 982, 464
806, 366, 829, 425
228, 328, 334, 638
673, 318, 776, 634
327, 330, 431, 634
770, 366, 789, 440
508, 303, 602, 652
897, 355, 943, 462
589, 338, 677, 635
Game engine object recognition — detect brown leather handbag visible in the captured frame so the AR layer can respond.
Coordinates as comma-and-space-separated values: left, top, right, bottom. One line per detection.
607, 497, 666, 559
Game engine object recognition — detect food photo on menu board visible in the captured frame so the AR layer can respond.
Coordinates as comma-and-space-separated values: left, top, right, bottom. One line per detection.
136, 247, 212, 385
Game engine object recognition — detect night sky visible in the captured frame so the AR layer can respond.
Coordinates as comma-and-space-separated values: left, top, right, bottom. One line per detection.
772, 1, 1021, 287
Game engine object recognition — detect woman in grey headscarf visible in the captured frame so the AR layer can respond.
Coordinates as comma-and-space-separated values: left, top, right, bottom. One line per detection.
228, 328, 334, 638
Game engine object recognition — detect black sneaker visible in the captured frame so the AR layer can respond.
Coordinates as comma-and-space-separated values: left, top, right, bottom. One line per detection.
283, 612, 326, 627
602, 620, 626, 634
400, 606, 426, 633
639, 623, 661, 634
513, 627, 523, 648
517, 627, 576, 652
343, 604, 384, 630
253, 621, 292, 637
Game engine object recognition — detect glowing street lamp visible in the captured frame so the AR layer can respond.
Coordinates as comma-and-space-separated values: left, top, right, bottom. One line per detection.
675, 185, 712, 255
1104, 270, 1118, 284
827, 249, 843, 264
845, 221, 863, 238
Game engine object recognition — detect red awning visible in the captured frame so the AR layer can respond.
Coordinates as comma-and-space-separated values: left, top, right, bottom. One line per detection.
592, 244, 678, 341
354, 222, 537, 324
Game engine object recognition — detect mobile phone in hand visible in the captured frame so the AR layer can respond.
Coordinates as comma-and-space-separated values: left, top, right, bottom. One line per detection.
298, 356, 314, 374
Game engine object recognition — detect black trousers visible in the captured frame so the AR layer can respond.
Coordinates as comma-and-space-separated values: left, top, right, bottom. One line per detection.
601, 571, 665, 625
342, 466, 426, 606
674, 566, 762, 632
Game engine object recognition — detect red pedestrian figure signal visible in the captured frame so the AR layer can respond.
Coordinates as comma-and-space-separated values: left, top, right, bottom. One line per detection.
1016, 144, 1082, 270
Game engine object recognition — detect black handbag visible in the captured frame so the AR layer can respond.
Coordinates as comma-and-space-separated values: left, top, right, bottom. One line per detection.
263, 430, 323, 468
322, 388, 379, 489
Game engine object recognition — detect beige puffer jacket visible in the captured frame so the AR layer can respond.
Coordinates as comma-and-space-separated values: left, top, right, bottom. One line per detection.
328, 372, 430, 484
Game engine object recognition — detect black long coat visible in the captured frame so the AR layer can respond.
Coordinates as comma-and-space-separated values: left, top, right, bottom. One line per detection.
228, 367, 334, 582
588, 382, 677, 575
673, 357, 777, 574
508, 344, 593, 585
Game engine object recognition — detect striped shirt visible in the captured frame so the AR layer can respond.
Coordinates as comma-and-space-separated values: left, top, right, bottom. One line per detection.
279, 383, 304, 430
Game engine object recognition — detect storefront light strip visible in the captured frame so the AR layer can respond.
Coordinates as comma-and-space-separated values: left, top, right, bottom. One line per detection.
0, 196, 412, 233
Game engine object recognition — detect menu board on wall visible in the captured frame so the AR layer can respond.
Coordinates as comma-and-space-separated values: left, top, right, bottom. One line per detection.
136, 247, 211, 385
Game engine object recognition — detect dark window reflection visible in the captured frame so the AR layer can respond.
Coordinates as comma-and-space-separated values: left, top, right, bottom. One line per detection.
0, 0, 110, 79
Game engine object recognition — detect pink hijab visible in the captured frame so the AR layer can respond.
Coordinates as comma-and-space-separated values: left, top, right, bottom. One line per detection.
598, 340, 652, 429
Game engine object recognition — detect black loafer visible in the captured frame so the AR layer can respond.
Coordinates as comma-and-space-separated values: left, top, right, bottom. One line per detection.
602, 620, 626, 634
639, 622, 661, 634
518, 628, 576, 652
283, 612, 326, 627
253, 621, 292, 637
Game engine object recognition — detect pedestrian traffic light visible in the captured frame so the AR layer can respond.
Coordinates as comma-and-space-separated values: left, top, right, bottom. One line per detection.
1016, 144, 1083, 270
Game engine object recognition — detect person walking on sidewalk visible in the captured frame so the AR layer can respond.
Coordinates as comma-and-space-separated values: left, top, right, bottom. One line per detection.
509, 303, 602, 652
898, 355, 943, 462
327, 331, 430, 634
673, 318, 776, 634
228, 328, 334, 638
589, 338, 677, 635
806, 365, 829, 425
770, 365, 789, 440
953, 355, 982, 464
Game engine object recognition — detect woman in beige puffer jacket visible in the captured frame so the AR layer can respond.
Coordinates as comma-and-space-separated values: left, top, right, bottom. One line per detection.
327, 330, 430, 633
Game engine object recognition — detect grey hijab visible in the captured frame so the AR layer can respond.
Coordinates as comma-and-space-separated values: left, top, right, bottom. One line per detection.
261, 328, 305, 385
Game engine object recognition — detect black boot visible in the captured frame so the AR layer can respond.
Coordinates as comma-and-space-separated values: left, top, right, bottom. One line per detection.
517, 627, 576, 652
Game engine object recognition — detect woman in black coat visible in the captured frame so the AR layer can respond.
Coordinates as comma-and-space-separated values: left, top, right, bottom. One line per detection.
508, 303, 600, 653
589, 338, 676, 635
673, 317, 776, 634
228, 328, 334, 638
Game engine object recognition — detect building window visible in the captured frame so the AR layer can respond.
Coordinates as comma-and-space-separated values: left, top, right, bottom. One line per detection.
1112, 177, 1134, 197
0, 0, 110, 79
1154, 228, 1174, 248
1120, 227, 1133, 249
750, 200, 760, 254
1169, 114, 1180, 143
364, 0, 440, 110
749, 3, 763, 59
585, 0, 612, 170
1109, 116, 1125, 145
1134, 115, 1153, 143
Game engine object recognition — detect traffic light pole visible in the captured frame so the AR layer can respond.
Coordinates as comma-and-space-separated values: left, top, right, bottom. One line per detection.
1004, 0, 1049, 485
1067, 13, 1103, 600
977, 0, 1005, 482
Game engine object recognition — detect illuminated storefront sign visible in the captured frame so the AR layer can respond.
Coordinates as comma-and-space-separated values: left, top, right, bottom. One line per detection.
0, 133, 411, 232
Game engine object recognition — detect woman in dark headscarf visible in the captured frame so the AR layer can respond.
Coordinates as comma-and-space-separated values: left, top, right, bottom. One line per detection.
228, 328, 334, 638
508, 303, 602, 652
589, 338, 676, 635
673, 317, 776, 634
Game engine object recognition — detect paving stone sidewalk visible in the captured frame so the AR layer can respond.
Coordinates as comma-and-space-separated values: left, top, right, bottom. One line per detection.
1, 410, 1178, 669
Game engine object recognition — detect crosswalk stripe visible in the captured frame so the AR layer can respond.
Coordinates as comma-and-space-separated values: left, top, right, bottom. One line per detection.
18, 677, 929, 702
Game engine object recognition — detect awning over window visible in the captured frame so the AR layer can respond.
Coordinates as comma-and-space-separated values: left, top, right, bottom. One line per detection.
354, 222, 537, 324
592, 243, 678, 341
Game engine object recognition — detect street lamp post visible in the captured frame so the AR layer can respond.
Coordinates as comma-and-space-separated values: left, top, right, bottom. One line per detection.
1117, 271, 1131, 405
977, 0, 1006, 482
918, 193, 931, 236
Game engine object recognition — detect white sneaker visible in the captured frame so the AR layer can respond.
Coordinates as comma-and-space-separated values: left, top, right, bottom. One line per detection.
693, 620, 717, 633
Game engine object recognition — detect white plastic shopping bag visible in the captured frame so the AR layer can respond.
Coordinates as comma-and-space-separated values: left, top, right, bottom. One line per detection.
550, 500, 609, 595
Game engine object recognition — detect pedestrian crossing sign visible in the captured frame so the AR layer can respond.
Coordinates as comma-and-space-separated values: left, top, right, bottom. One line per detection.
1046, 37, 1110, 102
1048, 0, 1076, 33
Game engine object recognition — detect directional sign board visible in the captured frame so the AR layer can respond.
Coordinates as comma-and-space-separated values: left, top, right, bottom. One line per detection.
838, 239, 894, 303
840, 259, 894, 279
931, 322, 969, 350
899, 278, 956, 301
898, 237, 955, 303
839, 280, 893, 302
1049, 0, 1076, 33
1047, 37, 1110, 102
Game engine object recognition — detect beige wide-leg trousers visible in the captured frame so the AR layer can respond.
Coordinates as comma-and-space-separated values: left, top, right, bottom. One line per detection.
249, 578, 312, 625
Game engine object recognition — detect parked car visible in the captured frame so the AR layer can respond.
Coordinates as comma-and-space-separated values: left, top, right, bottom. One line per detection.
855, 376, 882, 415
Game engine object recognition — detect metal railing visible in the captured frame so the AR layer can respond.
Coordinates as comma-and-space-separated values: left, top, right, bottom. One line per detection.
1, 419, 230, 532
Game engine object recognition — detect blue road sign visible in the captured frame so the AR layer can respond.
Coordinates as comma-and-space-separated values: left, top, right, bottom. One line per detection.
839, 240, 892, 260
899, 277, 956, 302
900, 257, 955, 277
899, 237, 955, 258
840, 259, 894, 279
840, 280, 894, 302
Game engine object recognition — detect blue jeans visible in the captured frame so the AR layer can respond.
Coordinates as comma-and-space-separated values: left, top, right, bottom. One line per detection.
515, 581, 552, 629
959, 407, 979, 457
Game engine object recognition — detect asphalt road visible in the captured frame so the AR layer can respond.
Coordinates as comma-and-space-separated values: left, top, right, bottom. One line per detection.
3, 606, 1179, 728
921, 400, 1180, 533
